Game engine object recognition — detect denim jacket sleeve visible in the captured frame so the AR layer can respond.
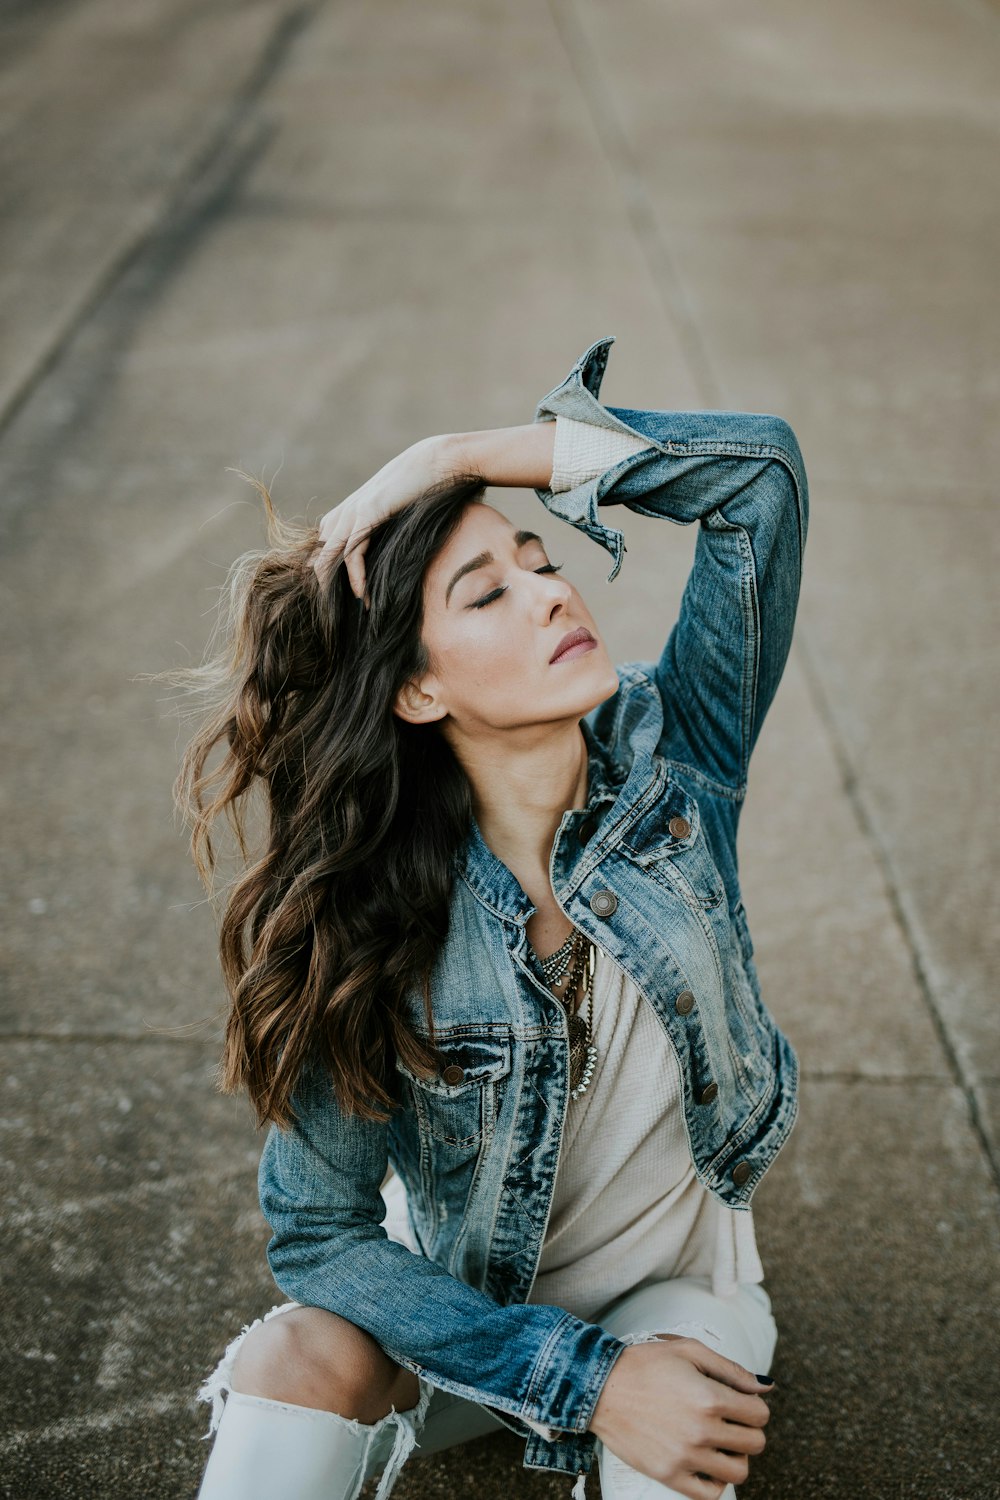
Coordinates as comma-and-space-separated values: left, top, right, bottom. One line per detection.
532, 335, 810, 795
256, 1059, 628, 1439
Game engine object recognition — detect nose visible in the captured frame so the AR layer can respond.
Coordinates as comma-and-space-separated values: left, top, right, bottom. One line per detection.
536, 573, 573, 617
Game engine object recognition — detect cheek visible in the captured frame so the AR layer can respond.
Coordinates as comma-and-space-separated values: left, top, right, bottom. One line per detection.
439, 621, 531, 700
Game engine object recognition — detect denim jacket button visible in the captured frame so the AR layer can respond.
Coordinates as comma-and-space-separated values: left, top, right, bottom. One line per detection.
669, 815, 692, 839
697, 1081, 718, 1105
442, 1064, 465, 1085
590, 889, 618, 917
674, 989, 695, 1015
732, 1160, 753, 1186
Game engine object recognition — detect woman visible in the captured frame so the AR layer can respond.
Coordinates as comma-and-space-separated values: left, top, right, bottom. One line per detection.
176, 335, 809, 1500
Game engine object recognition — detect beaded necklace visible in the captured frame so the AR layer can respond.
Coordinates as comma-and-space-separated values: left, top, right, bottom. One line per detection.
535, 927, 598, 1099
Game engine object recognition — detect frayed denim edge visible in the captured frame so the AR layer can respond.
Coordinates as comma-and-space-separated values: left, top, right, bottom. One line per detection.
617, 1318, 725, 1348
372, 1375, 434, 1500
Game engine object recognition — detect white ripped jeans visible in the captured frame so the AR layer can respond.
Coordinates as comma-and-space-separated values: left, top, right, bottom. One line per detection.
195, 1184, 778, 1500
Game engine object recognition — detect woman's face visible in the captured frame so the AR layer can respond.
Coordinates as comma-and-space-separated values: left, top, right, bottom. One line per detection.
395, 501, 619, 736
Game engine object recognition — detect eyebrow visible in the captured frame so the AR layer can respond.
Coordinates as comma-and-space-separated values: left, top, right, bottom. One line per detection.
445, 529, 544, 607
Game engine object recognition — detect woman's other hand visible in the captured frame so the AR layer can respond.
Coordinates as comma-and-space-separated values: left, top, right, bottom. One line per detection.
588, 1334, 775, 1500
310, 434, 468, 604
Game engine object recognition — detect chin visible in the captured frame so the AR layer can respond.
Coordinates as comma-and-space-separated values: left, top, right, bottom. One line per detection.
577, 662, 619, 714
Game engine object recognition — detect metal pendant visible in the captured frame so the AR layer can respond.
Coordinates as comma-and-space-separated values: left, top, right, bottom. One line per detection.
566, 1013, 597, 1097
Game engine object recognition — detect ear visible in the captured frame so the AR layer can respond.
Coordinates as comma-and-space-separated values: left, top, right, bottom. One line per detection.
393, 675, 448, 727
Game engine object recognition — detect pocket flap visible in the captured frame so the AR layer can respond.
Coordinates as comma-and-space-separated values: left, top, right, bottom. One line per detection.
397, 1032, 512, 1096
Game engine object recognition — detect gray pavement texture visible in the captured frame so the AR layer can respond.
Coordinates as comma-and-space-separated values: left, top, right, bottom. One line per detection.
1, 0, 998, 1496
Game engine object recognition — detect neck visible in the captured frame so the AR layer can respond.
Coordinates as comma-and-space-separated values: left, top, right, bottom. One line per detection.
451, 719, 589, 879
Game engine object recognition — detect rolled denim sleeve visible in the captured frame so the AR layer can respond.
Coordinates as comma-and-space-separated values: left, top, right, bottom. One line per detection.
533, 336, 810, 794
257, 1060, 628, 1438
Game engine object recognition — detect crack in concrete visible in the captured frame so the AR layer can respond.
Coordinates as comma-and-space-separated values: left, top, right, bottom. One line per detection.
0, 0, 329, 445
794, 624, 1000, 1194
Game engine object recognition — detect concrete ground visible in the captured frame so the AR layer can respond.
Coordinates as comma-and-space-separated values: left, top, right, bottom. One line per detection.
1, 0, 998, 1496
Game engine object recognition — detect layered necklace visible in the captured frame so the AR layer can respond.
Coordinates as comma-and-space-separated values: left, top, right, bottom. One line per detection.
535, 927, 598, 1099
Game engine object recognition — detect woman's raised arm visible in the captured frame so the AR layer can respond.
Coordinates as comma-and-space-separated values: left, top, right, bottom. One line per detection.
528, 336, 810, 795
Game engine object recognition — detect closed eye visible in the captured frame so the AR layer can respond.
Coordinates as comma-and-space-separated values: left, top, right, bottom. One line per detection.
469, 563, 564, 610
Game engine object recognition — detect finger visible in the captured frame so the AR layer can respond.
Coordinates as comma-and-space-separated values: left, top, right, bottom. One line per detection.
708, 1416, 768, 1454
686, 1474, 728, 1500
684, 1343, 775, 1396
310, 540, 341, 585
342, 532, 369, 603
707, 1381, 773, 1430
317, 496, 357, 545
691, 1445, 750, 1489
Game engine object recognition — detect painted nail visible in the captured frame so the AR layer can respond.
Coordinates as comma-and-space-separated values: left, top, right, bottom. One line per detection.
755, 1374, 775, 1385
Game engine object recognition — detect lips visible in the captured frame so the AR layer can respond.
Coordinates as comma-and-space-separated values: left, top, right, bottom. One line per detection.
550, 626, 597, 664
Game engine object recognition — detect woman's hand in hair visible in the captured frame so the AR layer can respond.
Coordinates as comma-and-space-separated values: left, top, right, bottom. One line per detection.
310, 434, 467, 604
588, 1334, 775, 1500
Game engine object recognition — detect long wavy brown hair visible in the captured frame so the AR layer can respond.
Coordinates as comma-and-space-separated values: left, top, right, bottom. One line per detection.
167, 467, 488, 1129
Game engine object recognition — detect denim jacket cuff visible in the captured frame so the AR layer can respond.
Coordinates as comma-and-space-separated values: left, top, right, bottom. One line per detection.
521, 1313, 629, 1435
531, 334, 660, 582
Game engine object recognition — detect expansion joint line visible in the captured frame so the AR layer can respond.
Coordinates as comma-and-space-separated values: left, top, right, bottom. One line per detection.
795, 625, 1000, 1197
0, 0, 330, 441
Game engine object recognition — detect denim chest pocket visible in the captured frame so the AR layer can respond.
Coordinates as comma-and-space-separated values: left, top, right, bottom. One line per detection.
621, 774, 726, 911
396, 1032, 512, 1146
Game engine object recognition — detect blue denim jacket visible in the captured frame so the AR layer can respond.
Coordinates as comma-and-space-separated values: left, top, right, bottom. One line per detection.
257, 336, 810, 1487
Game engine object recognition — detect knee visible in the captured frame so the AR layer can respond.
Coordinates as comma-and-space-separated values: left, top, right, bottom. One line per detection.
230, 1306, 420, 1423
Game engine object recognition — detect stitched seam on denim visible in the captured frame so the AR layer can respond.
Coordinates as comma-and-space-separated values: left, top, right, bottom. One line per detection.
405, 1022, 541, 1042
650, 438, 795, 462
405, 1080, 435, 1216
457, 880, 526, 923
725, 1022, 760, 1095
610, 663, 652, 739
396, 1344, 593, 1436
403, 1073, 501, 1145
522, 1312, 575, 1418
686, 878, 727, 997
446, 1087, 503, 1273
634, 857, 725, 913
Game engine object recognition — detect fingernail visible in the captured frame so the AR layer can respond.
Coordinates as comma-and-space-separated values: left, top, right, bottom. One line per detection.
755, 1374, 774, 1385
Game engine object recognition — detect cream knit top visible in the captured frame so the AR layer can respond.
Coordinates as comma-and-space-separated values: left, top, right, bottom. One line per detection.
525, 944, 764, 1323
548, 411, 651, 495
